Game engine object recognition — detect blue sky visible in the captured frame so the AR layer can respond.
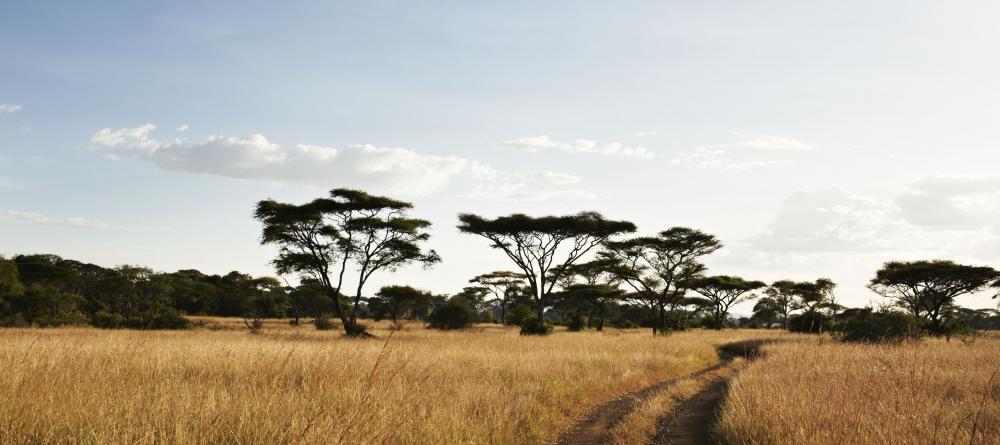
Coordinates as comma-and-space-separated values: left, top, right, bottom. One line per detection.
3, 1, 1000, 310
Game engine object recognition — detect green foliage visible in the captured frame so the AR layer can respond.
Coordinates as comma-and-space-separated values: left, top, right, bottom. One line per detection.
601, 227, 722, 335
869, 260, 1000, 336
428, 298, 474, 330
788, 311, 832, 333
313, 316, 336, 331
519, 317, 553, 335
505, 303, 535, 326
91, 310, 125, 329
611, 319, 637, 329
565, 314, 586, 331
686, 275, 765, 330
458, 211, 635, 326
256, 188, 439, 336
840, 309, 922, 343
370, 285, 433, 323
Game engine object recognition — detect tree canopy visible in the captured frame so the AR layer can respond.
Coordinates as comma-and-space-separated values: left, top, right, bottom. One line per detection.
868, 260, 1000, 334
256, 188, 439, 336
457, 211, 635, 324
600, 227, 722, 334
687, 275, 765, 329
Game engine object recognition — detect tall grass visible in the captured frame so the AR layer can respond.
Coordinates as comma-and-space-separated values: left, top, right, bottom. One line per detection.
0, 322, 740, 444
717, 336, 1000, 445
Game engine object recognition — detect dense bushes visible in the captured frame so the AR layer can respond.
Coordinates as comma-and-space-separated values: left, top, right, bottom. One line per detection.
428, 298, 474, 330
839, 309, 921, 343
788, 312, 833, 333
519, 317, 553, 335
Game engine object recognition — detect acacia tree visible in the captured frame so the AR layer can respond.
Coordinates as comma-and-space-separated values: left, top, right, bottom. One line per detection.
687, 275, 765, 330
457, 212, 635, 324
370, 285, 433, 325
255, 189, 440, 336
601, 227, 722, 335
553, 259, 625, 331
868, 260, 1000, 335
469, 271, 526, 324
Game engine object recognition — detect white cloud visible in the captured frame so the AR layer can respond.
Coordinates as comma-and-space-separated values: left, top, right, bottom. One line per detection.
749, 188, 911, 252
502, 135, 655, 159
90, 123, 592, 201
0, 104, 22, 114
671, 146, 792, 171
468, 171, 594, 202
634, 130, 659, 138
896, 175, 1000, 230
0, 210, 149, 231
732, 136, 814, 151
176, 124, 189, 132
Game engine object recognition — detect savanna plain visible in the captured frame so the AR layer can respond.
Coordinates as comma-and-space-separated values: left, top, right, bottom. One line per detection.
1, 320, 997, 445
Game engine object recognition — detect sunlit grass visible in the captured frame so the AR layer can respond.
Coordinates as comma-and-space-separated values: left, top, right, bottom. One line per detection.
717, 335, 1000, 445
0, 322, 767, 444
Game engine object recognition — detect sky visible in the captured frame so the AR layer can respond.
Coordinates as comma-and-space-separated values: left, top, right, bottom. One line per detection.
2, 1, 999, 312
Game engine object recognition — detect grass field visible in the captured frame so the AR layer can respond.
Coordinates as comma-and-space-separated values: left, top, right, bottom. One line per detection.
717, 335, 1000, 445
0, 321, 771, 445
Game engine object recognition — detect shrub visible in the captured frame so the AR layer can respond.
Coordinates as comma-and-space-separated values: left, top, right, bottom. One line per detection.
143, 308, 192, 330
788, 311, 833, 333
840, 309, 922, 343
519, 317, 553, 336
428, 299, 474, 330
91, 311, 125, 329
313, 316, 336, 331
505, 303, 535, 326
611, 319, 637, 329
565, 314, 586, 332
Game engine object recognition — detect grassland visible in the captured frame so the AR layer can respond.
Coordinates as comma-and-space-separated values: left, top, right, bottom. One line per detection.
0, 320, 769, 445
717, 335, 1000, 445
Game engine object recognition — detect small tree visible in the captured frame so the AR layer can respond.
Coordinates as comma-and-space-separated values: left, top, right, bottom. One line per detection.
256, 189, 440, 336
469, 271, 527, 324
687, 275, 765, 330
457, 212, 635, 330
428, 296, 474, 330
553, 259, 626, 331
868, 260, 1000, 335
371, 285, 433, 325
601, 227, 722, 335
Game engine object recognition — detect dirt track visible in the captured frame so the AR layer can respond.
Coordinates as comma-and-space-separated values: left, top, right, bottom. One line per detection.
555, 340, 765, 445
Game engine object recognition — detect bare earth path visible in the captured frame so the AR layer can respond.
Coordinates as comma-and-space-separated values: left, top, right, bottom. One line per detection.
555, 340, 765, 445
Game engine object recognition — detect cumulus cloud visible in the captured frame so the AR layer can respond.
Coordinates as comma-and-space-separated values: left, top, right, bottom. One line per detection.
671, 147, 792, 171
0, 210, 149, 231
0, 104, 22, 114
732, 136, 814, 151
502, 135, 655, 159
896, 175, 1000, 231
90, 124, 591, 201
671, 136, 812, 171
176, 124, 189, 132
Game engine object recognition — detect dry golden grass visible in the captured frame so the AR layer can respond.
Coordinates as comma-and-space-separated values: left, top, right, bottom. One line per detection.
717, 335, 1000, 445
607, 357, 747, 445
0, 321, 760, 445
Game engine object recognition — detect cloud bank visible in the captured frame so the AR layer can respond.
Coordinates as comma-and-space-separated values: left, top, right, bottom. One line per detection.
503, 135, 655, 159
91, 124, 589, 201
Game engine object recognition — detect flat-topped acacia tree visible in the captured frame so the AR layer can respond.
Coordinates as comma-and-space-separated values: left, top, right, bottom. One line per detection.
469, 271, 527, 324
869, 260, 999, 335
600, 227, 722, 335
457, 212, 636, 324
255, 189, 440, 336
687, 275, 765, 330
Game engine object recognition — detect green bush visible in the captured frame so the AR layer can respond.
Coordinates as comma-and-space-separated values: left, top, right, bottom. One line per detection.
428, 299, 474, 330
611, 319, 637, 329
91, 311, 125, 328
519, 317, 553, 336
505, 303, 535, 326
565, 314, 586, 332
788, 311, 833, 333
841, 309, 921, 343
313, 316, 336, 331
143, 308, 192, 330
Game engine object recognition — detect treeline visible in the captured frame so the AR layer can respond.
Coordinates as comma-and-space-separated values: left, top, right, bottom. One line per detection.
3, 187, 999, 342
